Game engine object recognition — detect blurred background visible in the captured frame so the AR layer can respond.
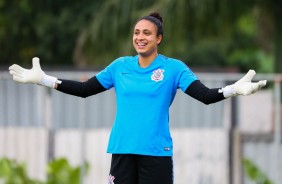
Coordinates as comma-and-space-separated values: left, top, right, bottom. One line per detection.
0, 0, 282, 184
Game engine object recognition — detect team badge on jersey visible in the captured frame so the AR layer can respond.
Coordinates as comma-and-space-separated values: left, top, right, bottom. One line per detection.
151, 69, 165, 82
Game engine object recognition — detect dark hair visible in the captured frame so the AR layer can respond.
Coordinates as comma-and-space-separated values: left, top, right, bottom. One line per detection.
138, 12, 164, 37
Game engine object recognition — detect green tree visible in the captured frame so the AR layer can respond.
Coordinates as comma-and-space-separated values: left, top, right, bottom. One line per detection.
1, 0, 281, 73
78, 0, 279, 73
0, 0, 103, 66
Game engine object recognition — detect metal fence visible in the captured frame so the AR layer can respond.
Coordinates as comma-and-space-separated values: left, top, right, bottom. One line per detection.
0, 71, 281, 184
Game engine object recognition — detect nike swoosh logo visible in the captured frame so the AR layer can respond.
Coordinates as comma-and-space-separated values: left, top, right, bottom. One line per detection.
122, 72, 131, 75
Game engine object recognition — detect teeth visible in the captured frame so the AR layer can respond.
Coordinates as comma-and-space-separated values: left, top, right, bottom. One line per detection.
138, 43, 146, 46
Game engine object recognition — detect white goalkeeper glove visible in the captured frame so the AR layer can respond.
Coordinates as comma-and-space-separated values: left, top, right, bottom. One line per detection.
219, 70, 267, 98
8, 57, 61, 88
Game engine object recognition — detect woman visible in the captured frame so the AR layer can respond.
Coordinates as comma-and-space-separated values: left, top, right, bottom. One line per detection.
9, 12, 266, 184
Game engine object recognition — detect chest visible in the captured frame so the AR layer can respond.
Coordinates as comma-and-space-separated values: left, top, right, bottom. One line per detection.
115, 68, 175, 98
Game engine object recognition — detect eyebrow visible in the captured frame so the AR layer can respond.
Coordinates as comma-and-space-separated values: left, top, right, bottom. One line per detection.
134, 28, 152, 32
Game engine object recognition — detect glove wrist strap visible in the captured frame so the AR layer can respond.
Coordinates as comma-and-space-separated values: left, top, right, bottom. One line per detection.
39, 74, 62, 88
219, 85, 237, 98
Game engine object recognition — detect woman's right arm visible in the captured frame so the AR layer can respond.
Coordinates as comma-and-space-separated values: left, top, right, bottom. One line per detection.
56, 76, 106, 98
8, 57, 107, 98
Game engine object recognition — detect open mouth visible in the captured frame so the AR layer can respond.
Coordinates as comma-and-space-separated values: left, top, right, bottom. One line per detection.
137, 42, 147, 48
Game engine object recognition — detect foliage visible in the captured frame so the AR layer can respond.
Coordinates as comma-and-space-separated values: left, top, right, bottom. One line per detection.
242, 158, 273, 184
0, 0, 279, 73
0, 157, 89, 184
46, 158, 89, 184
79, 0, 275, 72
0, 0, 102, 66
0, 158, 43, 184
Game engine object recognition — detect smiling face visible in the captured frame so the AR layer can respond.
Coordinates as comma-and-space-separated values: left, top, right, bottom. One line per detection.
133, 19, 162, 58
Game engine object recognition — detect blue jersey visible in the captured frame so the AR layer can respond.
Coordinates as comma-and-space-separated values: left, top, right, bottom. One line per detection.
96, 54, 198, 156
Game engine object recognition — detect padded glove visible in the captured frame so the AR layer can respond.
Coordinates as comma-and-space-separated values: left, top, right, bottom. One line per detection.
219, 70, 267, 98
9, 57, 61, 88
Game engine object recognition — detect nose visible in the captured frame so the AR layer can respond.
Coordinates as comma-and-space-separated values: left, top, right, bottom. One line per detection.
136, 33, 144, 40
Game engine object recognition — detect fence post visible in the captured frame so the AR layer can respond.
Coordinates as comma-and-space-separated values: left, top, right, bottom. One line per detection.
274, 77, 281, 183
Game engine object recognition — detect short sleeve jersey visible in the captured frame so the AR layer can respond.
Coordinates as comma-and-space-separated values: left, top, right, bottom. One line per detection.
96, 54, 198, 156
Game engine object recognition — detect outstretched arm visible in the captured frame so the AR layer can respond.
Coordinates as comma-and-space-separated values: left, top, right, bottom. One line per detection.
185, 80, 224, 105
185, 70, 267, 105
219, 70, 266, 97
56, 77, 106, 98
9, 57, 61, 88
9, 57, 106, 98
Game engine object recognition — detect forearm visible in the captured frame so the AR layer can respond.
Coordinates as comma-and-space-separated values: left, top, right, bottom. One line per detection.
185, 80, 225, 105
56, 76, 106, 98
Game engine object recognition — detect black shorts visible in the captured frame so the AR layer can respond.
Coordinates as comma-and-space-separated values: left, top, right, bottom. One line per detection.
108, 154, 173, 184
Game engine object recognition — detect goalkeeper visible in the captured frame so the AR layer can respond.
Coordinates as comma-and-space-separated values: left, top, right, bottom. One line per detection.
9, 12, 266, 184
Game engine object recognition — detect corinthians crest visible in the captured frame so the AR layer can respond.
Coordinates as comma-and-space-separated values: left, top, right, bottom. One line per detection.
151, 69, 165, 82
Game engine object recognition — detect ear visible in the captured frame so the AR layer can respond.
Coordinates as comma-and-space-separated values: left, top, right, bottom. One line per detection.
157, 34, 163, 45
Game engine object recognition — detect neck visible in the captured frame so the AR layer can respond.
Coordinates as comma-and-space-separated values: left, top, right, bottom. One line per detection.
138, 52, 158, 68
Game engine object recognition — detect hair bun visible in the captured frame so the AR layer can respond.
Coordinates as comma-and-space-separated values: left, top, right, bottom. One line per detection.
149, 12, 163, 23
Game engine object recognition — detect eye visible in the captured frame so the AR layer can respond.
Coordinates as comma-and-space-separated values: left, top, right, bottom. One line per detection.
144, 31, 150, 35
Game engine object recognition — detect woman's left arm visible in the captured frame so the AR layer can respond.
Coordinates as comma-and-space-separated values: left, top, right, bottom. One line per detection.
185, 80, 224, 105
